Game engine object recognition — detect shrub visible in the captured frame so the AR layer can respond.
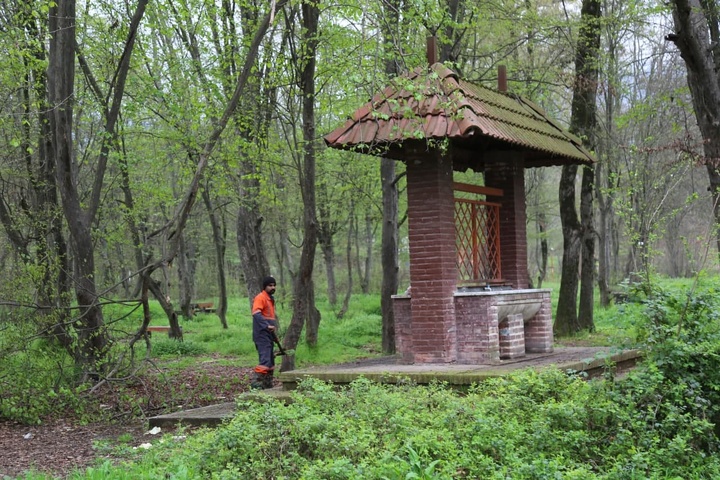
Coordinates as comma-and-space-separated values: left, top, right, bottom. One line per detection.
151, 339, 208, 357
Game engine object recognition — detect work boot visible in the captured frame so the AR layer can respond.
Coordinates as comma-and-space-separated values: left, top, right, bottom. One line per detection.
250, 371, 267, 390
262, 369, 275, 389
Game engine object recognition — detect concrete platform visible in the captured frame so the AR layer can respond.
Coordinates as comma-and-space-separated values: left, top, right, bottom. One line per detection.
148, 347, 641, 428
277, 347, 641, 388
148, 388, 293, 428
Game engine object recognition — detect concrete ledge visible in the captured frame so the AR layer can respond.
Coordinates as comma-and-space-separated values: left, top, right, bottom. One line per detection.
148, 388, 293, 428
277, 348, 643, 389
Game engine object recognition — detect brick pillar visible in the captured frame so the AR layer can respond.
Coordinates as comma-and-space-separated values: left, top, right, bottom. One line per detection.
499, 313, 525, 359
392, 296, 414, 364
485, 153, 529, 289
525, 291, 553, 353
406, 153, 457, 363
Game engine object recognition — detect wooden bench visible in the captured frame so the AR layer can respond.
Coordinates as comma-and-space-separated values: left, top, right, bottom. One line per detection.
192, 302, 216, 313
146, 325, 182, 336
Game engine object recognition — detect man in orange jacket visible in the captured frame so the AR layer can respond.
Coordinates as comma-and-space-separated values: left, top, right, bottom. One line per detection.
250, 276, 277, 389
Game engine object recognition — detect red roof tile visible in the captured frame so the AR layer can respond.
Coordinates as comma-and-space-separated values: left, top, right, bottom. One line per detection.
324, 63, 595, 167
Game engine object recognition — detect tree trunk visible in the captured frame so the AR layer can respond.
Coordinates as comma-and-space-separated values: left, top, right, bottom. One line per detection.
281, 0, 319, 371
380, 158, 399, 353
579, 165, 595, 331
0, 4, 73, 348
555, 0, 600, 336
202, 187, 228, 328
556, 164, 582, 336
118, 137, 147, 299
147, 278, 183, 339
231, 4, 276, 305
536, 212, 548, 288
236, 191, 271, 302
317, 185, 338, 305
48, 0, 109, 375
379, 0, 403, 353
357, 213, 374, 294
319, 237, 337, 305
337, 210, 355, 320
177, 233, 195, 318
596, 160, 612, 307
669, 0, 720, 259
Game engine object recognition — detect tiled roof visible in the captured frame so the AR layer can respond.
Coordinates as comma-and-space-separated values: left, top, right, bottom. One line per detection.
324, 63, 595, 167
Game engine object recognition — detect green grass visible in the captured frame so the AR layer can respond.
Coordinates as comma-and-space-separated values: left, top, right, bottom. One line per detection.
103, 293, 385, 369
109, 278, 701, 369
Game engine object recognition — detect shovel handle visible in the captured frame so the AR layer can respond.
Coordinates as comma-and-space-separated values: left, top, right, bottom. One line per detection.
271, 330, 287, 356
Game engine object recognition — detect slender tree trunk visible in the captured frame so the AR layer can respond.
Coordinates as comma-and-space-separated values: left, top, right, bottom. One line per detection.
536, 212, 548, 288
0, 5, 73, 348
202, 187, 228, 328
118, 137, 147, 299
359, 213, 374, 294
319, 238, 337, 305
380, 159, 399, 353
232, 4, 275, 304
177, 233, 195, 318
379, 0, 403, 354
317, 184, 338, 305
148, 279, 183, 339
317, 182, 338, 305
337, 210, 355, 320
579, 165, 595, 331
596, 160, 612, 307
236, 190, 271, 302
281, 0, 320, 371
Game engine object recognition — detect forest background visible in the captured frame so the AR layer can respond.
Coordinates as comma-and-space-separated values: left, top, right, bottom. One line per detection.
2, 0, 720, 416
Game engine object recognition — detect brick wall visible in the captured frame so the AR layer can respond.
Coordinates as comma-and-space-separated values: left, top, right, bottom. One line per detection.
393, 150, 550, 365
454, 295, 499, 362
405, 153, 458, 363
525, 290, 553, 353
453, 290, 553, 363
499, 313, 525, 359
392, 296, 414, 364
485, 153, 529, 289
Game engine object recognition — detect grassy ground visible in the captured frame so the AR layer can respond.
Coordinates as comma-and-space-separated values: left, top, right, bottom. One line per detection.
102, 293, 386, 372
122, 280, 667, 374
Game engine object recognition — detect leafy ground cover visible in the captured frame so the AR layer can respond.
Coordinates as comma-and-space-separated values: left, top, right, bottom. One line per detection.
4, 280, 720, 478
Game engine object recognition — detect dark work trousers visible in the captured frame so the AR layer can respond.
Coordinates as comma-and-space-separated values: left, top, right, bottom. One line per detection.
254, 329, 275, 371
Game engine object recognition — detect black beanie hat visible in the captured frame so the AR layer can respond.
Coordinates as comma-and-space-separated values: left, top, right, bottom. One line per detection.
262, 276, 276, 289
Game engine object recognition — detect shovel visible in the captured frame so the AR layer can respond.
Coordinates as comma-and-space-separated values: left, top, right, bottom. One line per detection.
272, 330, 294, 356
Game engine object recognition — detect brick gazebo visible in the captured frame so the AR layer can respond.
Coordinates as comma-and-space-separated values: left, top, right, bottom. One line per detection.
324, 41, 595, 364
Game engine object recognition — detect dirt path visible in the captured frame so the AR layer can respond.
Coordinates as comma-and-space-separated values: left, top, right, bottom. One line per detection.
1, 361, 256, 478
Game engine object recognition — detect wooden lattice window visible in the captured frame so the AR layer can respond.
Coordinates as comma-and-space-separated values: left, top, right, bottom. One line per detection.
454, 183, 502, 285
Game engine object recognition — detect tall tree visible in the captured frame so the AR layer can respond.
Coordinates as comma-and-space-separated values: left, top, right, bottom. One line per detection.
202, 185, 229, 328
281, 0, 320, 371
231, 2, 275, 303
667, 0, 720, 259
555, 0, 600, 336
0, 0, 72, 347
47, 0, 149, 374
